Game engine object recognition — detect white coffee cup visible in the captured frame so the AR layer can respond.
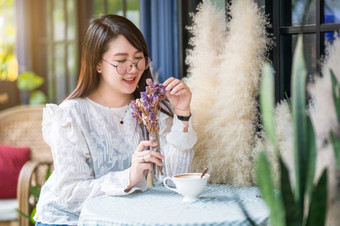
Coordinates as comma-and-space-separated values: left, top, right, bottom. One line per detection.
163, 173, 210, 202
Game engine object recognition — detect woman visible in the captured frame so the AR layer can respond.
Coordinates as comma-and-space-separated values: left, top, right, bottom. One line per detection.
34, 14, 197, 226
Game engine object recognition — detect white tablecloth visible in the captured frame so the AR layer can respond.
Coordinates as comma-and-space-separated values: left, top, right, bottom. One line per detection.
78, 184, 269, 226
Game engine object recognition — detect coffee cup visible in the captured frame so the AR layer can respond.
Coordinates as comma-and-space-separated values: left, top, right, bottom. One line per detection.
163, 173, 210, 202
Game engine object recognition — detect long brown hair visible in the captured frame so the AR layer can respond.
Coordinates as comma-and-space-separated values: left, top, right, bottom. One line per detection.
66, 14, 172, 116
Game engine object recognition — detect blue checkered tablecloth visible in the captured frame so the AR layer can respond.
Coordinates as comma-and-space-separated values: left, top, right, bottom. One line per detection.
78, 184, 269, 226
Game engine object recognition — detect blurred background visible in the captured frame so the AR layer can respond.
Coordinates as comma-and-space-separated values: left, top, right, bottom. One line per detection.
0, 0, 339, 110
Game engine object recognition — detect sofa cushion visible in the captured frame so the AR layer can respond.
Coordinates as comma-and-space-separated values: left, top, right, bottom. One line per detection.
0, 199, 18, 220
0, 145, 30, 199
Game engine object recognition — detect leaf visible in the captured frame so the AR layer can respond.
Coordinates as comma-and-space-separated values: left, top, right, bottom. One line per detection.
330, 69, 340, 126
29, 90, 47, 105
256, 152, 285, 226
305, 116, 316, 208
330, 132, 340, 171
45, 164, 52, 181
279, 157, 301, 226
330, 68, 340, 171
284, 92, 292, 113
16, 208, 31, 220
17, 71, 44, 91
31, 207, 36, 223
291, 34, 308, 210
260, 63, 276, 146
306, 169, 328, 226
30, 186, 41, 199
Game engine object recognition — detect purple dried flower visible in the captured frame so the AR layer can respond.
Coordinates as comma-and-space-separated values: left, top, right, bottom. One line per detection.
149, 111, 154, 121
130, 79, 166, 135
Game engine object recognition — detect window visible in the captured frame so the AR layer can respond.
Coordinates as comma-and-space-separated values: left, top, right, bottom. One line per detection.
46, 0, 78, 103
0, 0, 17, 81
213, 0, 340, 101
93, 0, 140, 27
46, 0, 140, 102
28, 0, 140, 103
0, 0, 19, 109
267, 0, 340, 100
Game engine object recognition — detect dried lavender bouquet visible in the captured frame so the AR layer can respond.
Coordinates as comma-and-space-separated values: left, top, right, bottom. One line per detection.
131, 78, 166, 185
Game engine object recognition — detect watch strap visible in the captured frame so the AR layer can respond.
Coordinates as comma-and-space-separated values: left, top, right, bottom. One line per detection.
176, 114, 191, 121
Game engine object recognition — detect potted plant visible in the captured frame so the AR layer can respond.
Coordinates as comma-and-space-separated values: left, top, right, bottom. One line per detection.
256, 35, 340, 226
17, 71, 47, 105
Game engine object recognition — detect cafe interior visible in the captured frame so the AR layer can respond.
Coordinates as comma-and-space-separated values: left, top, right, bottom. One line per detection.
0, 0, 340, 225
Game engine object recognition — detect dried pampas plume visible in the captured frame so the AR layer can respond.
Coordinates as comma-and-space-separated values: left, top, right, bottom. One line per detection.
308, 34, 340, 226
184, 0, 227, 182
186, 0, 273, 186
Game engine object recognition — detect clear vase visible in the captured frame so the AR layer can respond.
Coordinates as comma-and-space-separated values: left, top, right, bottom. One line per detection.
147, 133, 164, 186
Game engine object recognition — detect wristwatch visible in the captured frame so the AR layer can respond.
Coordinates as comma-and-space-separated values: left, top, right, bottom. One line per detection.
176, 114, 191, 121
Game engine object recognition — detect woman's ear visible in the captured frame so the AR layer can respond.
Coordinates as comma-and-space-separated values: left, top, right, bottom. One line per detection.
96, 64, 102, 73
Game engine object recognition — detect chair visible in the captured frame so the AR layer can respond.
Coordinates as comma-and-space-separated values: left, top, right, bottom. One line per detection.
0, 105, 53, 226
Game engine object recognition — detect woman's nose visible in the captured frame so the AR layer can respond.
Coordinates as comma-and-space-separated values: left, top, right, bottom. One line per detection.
128, 62, 139, 73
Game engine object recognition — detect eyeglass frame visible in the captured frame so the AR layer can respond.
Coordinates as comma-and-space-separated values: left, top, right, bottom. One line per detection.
99, 57, 152, 75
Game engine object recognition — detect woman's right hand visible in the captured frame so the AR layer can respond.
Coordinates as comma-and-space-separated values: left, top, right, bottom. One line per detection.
125, 140, 164, 192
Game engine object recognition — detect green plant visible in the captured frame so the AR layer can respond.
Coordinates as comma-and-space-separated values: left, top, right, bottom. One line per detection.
256, 35, 328, 226
0, 43, 15, 80
17, 71, 47, 105
0, 0, 17, 81
16, 165, 51, 224
330, 69, 340, 171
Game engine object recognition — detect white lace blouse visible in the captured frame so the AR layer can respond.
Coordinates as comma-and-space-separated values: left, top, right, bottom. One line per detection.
34, 98, 197, 225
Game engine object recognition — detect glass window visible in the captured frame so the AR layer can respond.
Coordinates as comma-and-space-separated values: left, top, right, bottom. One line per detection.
94, 0, 105, 16
68, 43, 77, 91
325, 0, 340, 23
67, 0, 76, 40
269, 0, 340, 100
108, 0, 123, 15
55, 43, 66, 101
281, 34, 316, 96
126, 0, 140, 26
209, 0, 226, 10
325, 32, 340, 46
0, 0, 17, 81
299, 34, 317, 76
53, 0, 65, 42
47, 0, 78, 103
291, 0, 316, 25
93, 0, 140, 26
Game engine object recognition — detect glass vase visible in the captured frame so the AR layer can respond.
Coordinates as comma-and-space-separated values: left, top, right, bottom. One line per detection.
147, 133, 164, 186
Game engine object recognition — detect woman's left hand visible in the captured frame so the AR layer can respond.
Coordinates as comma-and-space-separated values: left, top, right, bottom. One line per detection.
163, 77, 191, 116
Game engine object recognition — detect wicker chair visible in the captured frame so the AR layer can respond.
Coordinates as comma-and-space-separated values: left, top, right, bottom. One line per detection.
0, 105, 53, 226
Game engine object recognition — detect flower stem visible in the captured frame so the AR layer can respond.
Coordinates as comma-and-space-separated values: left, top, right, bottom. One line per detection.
147, 133, 163, 186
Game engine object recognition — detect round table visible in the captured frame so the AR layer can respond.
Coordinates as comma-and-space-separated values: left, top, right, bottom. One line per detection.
78, 184, 269, 226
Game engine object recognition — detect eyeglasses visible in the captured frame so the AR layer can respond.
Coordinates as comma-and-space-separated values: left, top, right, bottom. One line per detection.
100, 57, 152, 75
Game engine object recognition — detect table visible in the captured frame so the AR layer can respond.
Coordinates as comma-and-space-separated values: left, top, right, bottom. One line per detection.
78, 184, 269, 226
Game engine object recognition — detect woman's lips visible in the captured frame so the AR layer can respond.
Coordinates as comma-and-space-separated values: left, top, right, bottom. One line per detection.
123, 77, 136, 85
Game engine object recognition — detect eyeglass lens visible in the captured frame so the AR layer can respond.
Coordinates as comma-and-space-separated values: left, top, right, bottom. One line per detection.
117, 57, 150, 75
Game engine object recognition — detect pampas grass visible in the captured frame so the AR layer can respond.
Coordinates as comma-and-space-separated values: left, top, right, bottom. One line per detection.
185, 0, 272, 186
252, 100, 294, 187
308, 34, 340, 226
185, 0, 339, 222
184, 0, 227, 183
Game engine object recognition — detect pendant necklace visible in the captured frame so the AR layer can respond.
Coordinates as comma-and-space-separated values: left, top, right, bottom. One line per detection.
96, 90, 128, 125
112, 110, 127, 125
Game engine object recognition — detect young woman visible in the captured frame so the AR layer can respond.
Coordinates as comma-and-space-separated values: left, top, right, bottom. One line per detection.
34, 14, 197, 226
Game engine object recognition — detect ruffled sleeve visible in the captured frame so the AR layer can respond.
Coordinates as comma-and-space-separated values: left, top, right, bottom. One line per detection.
42, 104, 145, 214
159, 112, 198, 178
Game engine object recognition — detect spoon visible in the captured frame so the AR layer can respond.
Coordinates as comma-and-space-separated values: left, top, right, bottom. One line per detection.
200, 168, 208, 178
